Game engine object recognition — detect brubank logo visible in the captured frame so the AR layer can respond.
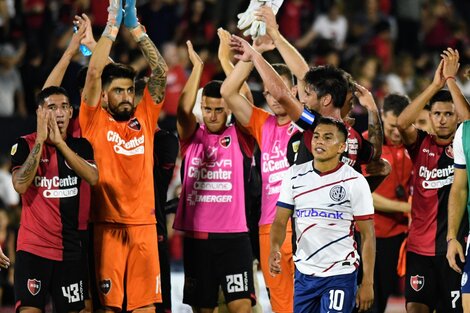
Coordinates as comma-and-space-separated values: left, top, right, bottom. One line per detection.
107, 131, 144, 156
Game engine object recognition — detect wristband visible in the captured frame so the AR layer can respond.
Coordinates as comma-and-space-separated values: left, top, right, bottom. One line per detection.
129, 24, 148, 42
447, 237, 456, 245
102, 24, 120, 42
445, 76, 456, 82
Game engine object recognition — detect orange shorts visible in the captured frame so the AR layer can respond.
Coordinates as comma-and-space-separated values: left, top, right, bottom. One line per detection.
259, 221, 294, 313
93, 224, 162, 311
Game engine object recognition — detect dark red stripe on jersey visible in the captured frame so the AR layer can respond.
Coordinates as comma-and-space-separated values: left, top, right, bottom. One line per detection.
354, 214, 374, 221
293, 177, 358, 199
297, 223, 317, 243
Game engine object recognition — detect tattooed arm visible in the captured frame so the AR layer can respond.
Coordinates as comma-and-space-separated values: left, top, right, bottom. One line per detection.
12, 107, 49, 194
354, 83, 383, 160
124, 0, 168, 103
137, 35, 168, 104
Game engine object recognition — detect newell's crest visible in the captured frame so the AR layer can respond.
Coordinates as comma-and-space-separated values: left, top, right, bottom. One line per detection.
220, 136, 231, 148
445, 145, 454, 159
329, 186, 346, 202
27, 279, 41, 296
410, 275, 424, 292
128, 117, 141, 131
99, 279, 112, 295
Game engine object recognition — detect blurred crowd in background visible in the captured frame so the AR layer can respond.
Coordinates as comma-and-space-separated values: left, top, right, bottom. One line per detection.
0, 0, 470, 307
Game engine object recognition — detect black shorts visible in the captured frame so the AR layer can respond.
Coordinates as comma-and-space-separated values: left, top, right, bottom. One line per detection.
14, 250, 85, 312
405, 252, 462, 312
182, 233, 256, 308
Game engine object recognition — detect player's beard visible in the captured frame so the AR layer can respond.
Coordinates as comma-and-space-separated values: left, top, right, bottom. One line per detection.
109, 102, 135, 121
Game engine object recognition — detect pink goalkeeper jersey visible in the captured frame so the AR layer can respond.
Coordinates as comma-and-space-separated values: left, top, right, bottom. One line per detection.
174, 124, 248, 233
246, 107, 298, 225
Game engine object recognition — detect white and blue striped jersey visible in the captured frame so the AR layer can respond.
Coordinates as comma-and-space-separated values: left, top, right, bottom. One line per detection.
277, 161, 374, 277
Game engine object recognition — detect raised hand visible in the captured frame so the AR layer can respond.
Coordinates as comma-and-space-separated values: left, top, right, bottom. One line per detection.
230, 35, 258, 62
253, 35, 275, 53
103, 0, 123, 41
217, 28, 234, 62
69, 17, 86, 53
254, 6, 278, 38
353, 83, 377, 112
432, 59, 446, 89
441, 48, 460, 80
75, 13, 96, 50
123, 0, 138, 28
187, 41, 203, 67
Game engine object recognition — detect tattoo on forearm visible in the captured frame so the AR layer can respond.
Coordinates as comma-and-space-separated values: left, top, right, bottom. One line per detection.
17, 143, 41, 184
138, 36, 168, 103
368, 111, 383, 159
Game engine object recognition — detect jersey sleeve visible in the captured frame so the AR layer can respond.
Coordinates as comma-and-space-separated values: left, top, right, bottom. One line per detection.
454, 124, 465, 169
276, 166, 295, 210
351, 174, 374, 220
405, 129, 427, 161
294, 107, 320, 131
78, 100, 102, 139
10, 138, 30, 172
245, 107, 270, 146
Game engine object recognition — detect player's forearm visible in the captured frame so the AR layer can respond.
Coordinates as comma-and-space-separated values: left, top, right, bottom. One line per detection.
138, 36, 168, 103
271, 31, 309, 81
43, 50, 74, 89
220, 58, 254, 103
447, 186, 468, 240
270, 221, 287, 253
56, 142, 98, 186
447, 79, 470, 120
360, 229, 376, 285
12, 141, 44, 194
397, 83, 440, 130
178, 63, 203, 117
367, 109, 383, 160
372, 193, 409, 213
252, 52, 302, 121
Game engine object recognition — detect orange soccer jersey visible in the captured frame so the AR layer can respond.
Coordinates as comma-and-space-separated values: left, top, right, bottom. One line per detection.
79, 87, 162, 224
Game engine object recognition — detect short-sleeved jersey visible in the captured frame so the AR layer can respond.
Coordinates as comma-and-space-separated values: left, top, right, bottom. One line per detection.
406, 129, 468, 256
245, 107, 298, 226
453, 122, 470, 227
11, 133, 94, 261
175, 124, 251, 233
79, 87, 162, 224
277, 162, 374, 277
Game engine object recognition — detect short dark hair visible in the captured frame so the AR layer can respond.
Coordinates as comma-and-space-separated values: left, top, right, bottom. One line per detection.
102, 63, 136, 89
383, 94, 410, 116
304, 65, 348, 108
429, 90, 453, 109
315, 117, 348, 142
37, 86, 69, 107
202, 80, 223, 99
272, 63, 294, 87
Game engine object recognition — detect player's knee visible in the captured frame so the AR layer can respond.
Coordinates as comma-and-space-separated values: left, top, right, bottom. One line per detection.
226, 298, 252, 313
18, 307, 42, 313
132, 304, 156, 313
406, 302, 431, 313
